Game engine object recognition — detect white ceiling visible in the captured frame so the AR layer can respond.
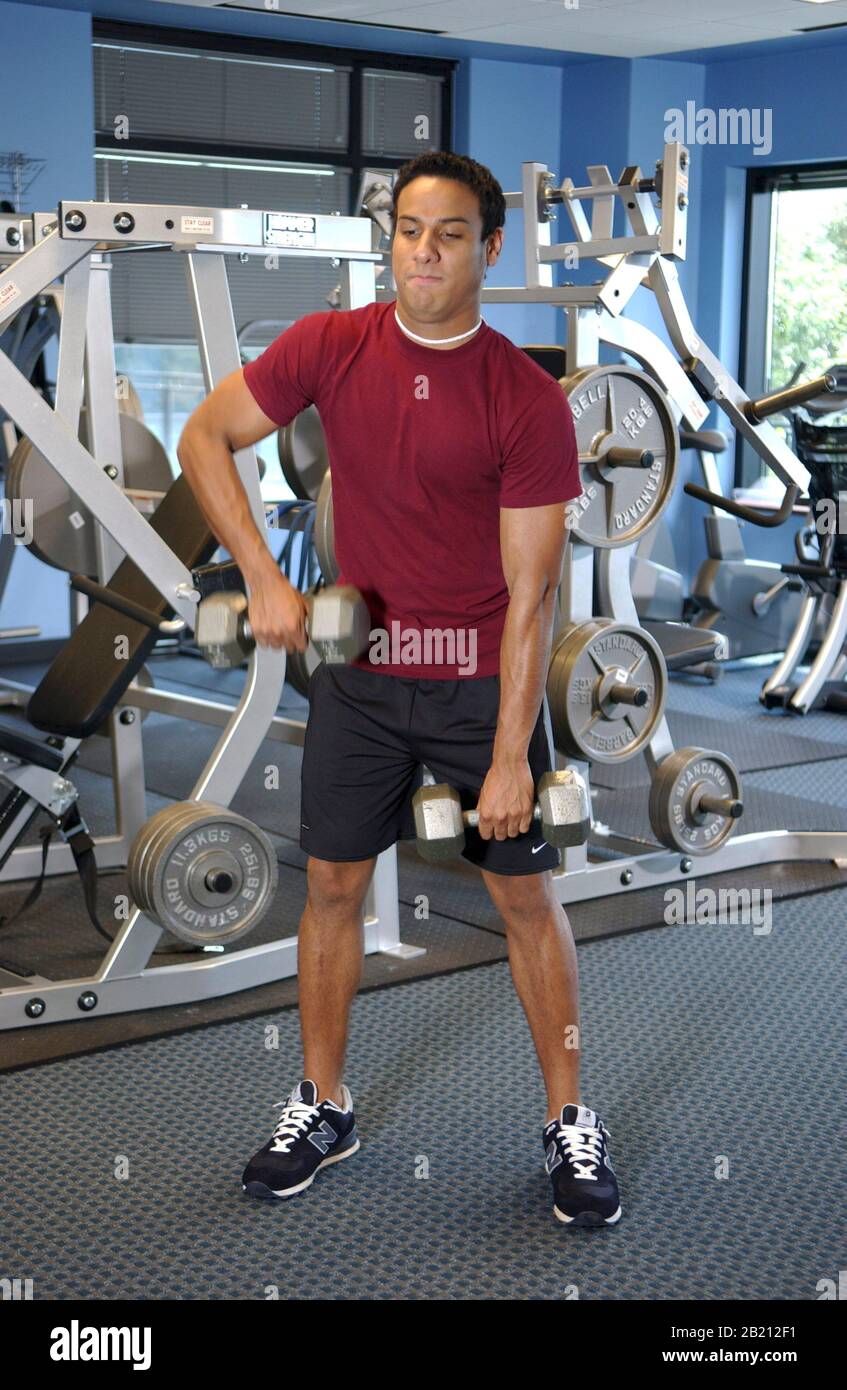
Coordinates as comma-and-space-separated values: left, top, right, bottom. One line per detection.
150, 0, 847, 59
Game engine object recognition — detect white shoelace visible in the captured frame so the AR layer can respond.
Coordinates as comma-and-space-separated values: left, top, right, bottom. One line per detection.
556, 1122, 611, 1181
270, 1098, 320, 1154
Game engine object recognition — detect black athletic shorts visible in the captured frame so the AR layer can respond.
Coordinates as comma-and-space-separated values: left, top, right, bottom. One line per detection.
299, 663, 561, 875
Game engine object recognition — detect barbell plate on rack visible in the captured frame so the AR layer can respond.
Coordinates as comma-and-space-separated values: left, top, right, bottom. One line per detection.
547, 618, 668, 763
648, 746, 743, 855
277, 404, 329, 501
314, 468, 339, 584
4, 410, 173, 574
127, 800, 279, 946
560, 365, 679, 548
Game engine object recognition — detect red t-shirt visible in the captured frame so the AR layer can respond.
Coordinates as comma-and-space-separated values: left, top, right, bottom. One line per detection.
243, 300, 581, 678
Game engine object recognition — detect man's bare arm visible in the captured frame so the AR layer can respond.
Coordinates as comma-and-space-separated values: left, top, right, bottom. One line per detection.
474, 503, 567, 840
494, 502, 567, 770
177, 368, 308, 652
177, 367, 281, 587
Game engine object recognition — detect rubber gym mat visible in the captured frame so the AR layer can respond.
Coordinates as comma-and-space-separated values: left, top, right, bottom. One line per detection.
73, 709, 310, 842
664, 658, 847, 742
745, 756, 847, 807
590, 709, 842, 788
1, 884, 843, 1299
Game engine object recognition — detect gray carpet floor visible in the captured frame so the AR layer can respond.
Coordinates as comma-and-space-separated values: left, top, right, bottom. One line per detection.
0, 885, 843, 1300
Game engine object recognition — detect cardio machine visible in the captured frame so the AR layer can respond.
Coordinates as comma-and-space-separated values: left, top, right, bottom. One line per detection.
634, 426, 807, 659
756, 365, 847, 712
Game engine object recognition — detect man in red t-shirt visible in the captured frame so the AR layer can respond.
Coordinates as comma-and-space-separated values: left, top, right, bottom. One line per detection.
178, 152, 620, 1228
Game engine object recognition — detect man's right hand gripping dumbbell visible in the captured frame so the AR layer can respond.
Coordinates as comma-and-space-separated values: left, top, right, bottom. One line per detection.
195, 572, 371, 670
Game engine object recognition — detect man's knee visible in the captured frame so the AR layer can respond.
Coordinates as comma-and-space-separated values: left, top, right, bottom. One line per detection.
482, 868, 555, 925
307, 855, 376, 914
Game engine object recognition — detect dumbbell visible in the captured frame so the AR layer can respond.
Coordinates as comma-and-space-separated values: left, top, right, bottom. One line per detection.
195, 583, 370, 670
412, 769, 590, 863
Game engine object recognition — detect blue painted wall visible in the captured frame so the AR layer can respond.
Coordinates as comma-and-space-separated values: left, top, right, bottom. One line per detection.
463, 56, 564, 345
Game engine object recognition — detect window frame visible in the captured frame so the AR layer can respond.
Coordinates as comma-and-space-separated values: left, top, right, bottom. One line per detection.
738, 159, 847, 493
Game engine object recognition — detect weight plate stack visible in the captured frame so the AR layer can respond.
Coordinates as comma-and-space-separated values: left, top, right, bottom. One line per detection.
277, 404, 329, 501
649, 746, 743, 855
314, 469, 339, 584
547, 618, 668, 763
5, 410, 173, 574
560, 365, 679, 548
127, 801, 279, 946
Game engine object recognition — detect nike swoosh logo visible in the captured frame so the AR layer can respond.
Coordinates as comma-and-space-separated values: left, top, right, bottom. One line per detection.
531, 843, 546, 854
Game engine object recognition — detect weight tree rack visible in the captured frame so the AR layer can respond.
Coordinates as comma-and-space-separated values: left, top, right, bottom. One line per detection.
0, 201, 421, 1030
464, 144, 847, 901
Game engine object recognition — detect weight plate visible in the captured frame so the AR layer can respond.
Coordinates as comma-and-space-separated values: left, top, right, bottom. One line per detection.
5, 410, 173, 574
547, 618, 667, 763
130, 802, 200, 927
127, 800, 278, 946
649, 746, 743, 855
314, 469, 339, 584
138, 800, 248, 926
277, 404, 329, 501
561, 365, 678, 548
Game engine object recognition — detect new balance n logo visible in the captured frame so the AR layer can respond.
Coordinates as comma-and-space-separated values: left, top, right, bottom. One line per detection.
308, 1121, 338, 1154
545, 1141, 562, 1175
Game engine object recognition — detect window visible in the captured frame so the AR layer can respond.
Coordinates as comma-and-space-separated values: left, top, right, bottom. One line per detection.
740, 164, 847, 493
93, 20, 453, 490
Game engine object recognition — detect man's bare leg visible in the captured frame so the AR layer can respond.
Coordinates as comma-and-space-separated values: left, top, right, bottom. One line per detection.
298, 855, 376, 1107
481, 868, 580, 1124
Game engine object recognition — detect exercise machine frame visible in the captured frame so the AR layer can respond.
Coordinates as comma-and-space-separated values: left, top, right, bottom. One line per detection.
0, 203, 419, 1031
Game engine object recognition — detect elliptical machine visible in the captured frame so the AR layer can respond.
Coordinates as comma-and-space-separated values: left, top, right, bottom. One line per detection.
756, 365, 847, 713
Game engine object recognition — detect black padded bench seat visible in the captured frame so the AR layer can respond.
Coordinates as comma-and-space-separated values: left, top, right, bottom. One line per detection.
27, 474, 218, 740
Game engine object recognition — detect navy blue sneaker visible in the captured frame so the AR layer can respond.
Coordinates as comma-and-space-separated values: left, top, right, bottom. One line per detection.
242, 1079, 360, 1200
543, 1103, 621, 1227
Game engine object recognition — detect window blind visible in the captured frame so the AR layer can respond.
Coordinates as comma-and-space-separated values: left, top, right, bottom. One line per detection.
94, 40, 350, 150
362, 68, 443, 156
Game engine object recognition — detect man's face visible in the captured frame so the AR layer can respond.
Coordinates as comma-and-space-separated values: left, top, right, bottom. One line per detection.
391, 176, 501, 320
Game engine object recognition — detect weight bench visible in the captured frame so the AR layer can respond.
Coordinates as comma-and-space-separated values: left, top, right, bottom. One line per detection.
0, 474, 219, 942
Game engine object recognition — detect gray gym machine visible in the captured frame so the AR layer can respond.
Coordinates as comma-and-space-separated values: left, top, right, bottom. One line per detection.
0, 200, 419, 1031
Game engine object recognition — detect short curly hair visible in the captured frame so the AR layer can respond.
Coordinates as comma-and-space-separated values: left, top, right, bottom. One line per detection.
390, 152, 506, 243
